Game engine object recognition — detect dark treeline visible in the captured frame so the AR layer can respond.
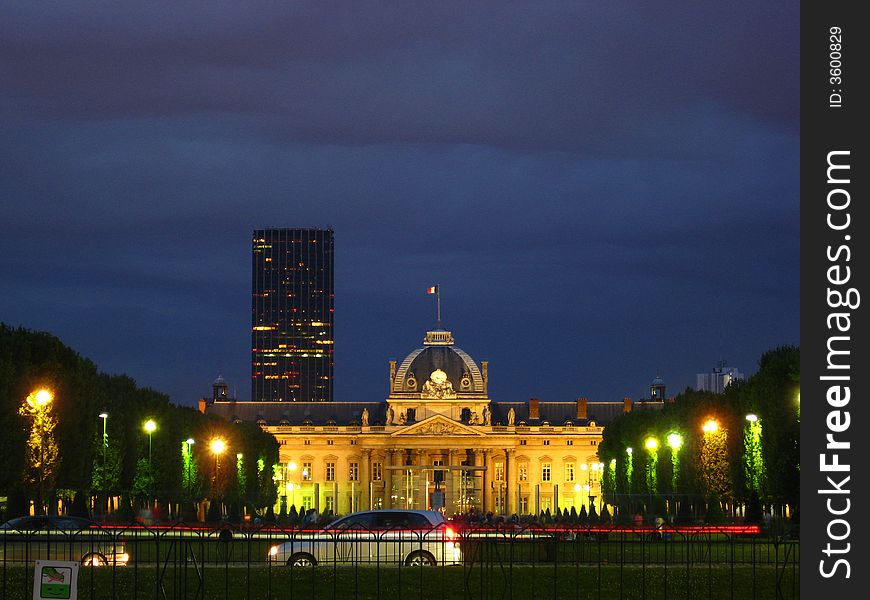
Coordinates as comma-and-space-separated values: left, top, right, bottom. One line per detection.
598, 346, 799, 524
0, 323, 278, 521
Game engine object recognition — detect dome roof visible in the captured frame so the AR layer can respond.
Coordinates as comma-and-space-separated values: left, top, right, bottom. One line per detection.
393, 329, 485, 394
213, 374, 227, 386
651, 376, 665, 386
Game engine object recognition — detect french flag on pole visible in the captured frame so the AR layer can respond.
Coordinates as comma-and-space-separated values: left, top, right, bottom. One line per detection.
426, 285, 439, 295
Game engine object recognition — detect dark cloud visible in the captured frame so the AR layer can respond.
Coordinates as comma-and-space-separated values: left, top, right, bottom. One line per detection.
0, 1, 798, 406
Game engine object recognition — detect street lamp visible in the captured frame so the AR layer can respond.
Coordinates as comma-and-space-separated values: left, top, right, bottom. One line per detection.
184, 438, 195, 500
210, 438, 227, 518
700, 418, 727, 497
210, 438, 226, 483
644, 437, 659, 494
99, 412, 109, 464
744, 414, 763, 493
144, 419, 157, 464
25, 389, 54, 515
31, 389, 53, 408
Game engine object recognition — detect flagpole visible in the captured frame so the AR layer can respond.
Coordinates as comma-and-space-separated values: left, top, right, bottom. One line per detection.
437, 286, 441, 327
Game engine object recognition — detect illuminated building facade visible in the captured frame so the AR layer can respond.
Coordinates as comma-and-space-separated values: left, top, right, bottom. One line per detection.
208, 325, 623, 517
252, 228, 334, 402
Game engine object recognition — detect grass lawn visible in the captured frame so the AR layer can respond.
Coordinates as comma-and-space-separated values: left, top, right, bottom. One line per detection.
2, 563, 798, 599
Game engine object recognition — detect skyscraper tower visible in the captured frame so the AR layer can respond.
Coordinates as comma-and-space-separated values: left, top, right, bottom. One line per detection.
252, 228, 334, 402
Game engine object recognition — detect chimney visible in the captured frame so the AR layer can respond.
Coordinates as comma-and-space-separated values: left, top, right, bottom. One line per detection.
576, 397, 588, 420
528, 397, 540, 420
623, 397, 633, 413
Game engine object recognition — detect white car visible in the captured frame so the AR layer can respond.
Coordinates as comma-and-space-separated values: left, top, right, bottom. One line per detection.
268, 509, 462, 567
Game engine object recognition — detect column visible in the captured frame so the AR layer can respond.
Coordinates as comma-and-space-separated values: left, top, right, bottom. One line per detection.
361, 449, 372, 510
447, 449, 458, 516
482, 450, 492, 514
505, 449, 516, 515
416, 449, 428, 510
473, 450, 484, 512
384, 449, 395, 509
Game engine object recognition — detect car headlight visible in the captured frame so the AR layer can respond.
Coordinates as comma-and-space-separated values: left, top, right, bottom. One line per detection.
269, 545, 279, 557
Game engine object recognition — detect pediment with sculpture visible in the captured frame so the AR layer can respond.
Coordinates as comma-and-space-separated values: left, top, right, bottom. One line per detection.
392, 415, 485, 437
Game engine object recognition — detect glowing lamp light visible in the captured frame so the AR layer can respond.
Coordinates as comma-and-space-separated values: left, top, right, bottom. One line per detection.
702, 419, 719, 433
286, 483, 295, 492
99, 412, 109, 419
583, 484, 590, 492
27, 389, 54, 408
745, 414, 758, 423
610, 459, 616, 468
574, 483, 582, 492
591, 462, 599, 471
645, 437, 659, 451
581, 463, 588, 471
288, 461, 298, 471
667, 433, 683, 450
210, 438, 226, 455
186, 438, 195, 445
144, 419, 157, 433
626, 447, 633, 456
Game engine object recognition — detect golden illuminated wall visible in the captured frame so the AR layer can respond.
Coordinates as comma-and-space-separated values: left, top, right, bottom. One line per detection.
265, 422, 605, 517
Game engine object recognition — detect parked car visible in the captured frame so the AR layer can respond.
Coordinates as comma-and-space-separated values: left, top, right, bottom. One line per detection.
0, 516, 128, 567
268, 509, 461, 567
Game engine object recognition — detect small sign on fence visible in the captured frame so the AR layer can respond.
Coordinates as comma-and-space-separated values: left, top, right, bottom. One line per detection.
31, 560, 79, 600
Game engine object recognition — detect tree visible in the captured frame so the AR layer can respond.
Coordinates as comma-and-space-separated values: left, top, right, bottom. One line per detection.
92, 433, 122, 488
131, 458, 154, 505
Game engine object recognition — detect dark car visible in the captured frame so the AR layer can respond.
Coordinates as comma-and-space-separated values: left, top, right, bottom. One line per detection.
0, 516, 128, 566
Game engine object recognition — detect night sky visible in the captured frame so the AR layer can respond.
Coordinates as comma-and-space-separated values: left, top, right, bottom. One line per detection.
0, 2, 799, 407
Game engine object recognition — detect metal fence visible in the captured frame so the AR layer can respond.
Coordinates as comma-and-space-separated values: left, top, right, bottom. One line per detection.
1, 521, 798, 599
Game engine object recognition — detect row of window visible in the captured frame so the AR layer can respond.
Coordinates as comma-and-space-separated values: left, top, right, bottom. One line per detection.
291, 461, 385, 483
519, 440, 597, 446
284, 460, 600, 484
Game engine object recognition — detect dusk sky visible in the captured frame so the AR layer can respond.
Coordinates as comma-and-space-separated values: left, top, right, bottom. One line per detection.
0, 2, 799, 407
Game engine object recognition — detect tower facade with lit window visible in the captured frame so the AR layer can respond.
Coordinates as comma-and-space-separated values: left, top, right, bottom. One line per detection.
252, 228, 334, 402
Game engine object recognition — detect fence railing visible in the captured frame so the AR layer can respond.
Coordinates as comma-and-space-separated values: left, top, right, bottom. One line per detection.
1, 521, 799, 599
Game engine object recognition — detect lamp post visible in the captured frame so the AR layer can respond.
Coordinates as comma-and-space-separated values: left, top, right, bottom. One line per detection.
26, 389, 53, 515
99, 412, 109, 465
667, 432, 683, 517
185, 438, 195, 500
744, 414, 763, 494
210, 438, 226, 516
144, 419, 157, 465
700, 418, 728, 505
